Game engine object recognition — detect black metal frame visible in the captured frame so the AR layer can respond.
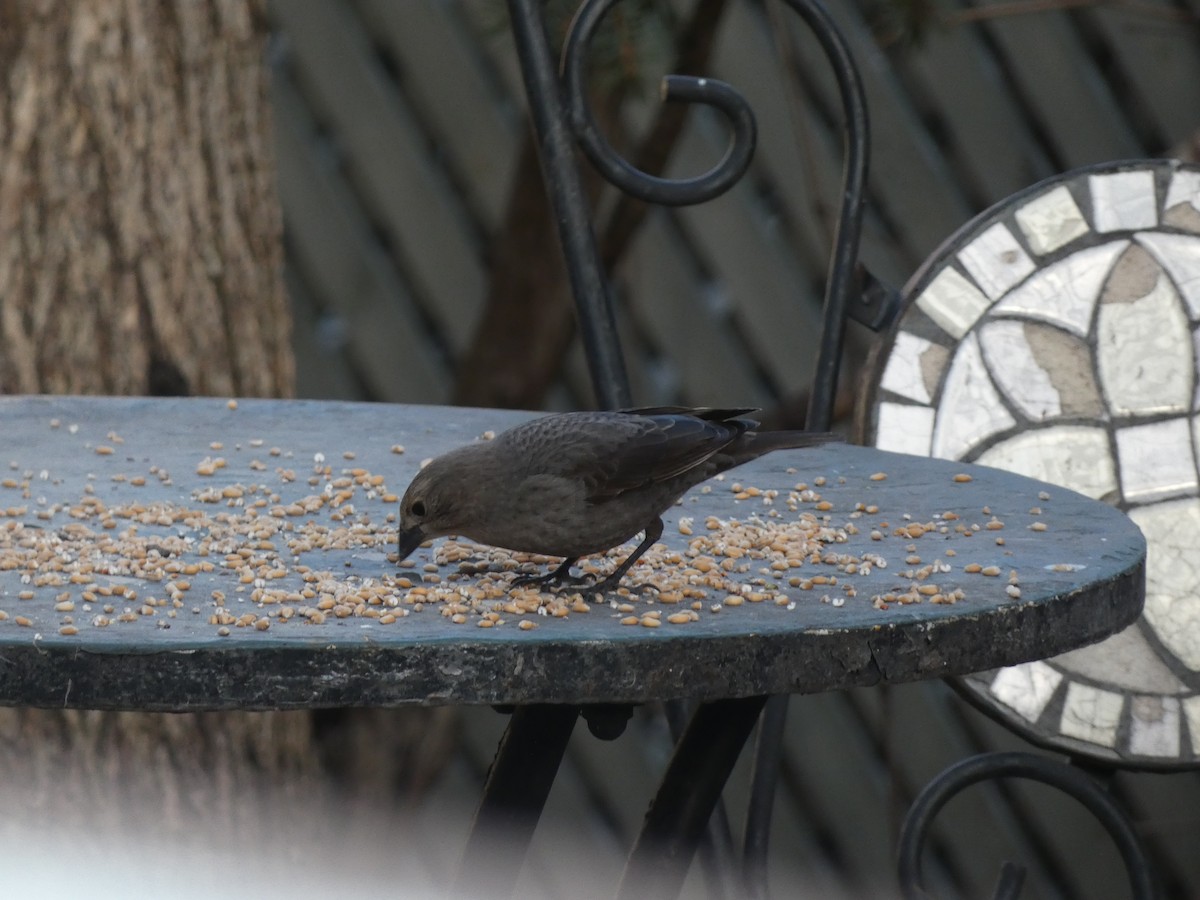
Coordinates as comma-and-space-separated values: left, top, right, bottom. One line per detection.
457, 2, 1155, 899
897, 752, 1156, 900
456, 2, 873, 897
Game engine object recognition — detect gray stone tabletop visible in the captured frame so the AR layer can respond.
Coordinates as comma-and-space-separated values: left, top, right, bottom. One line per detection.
0, 395, 1144, 710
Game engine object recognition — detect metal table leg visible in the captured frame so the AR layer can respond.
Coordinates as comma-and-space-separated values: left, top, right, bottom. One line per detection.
617, 695, 769, 900
453, 704, 580, 899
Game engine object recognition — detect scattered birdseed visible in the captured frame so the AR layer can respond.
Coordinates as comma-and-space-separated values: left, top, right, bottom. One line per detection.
953, 473, 973, 483
0, 432, 1064, 641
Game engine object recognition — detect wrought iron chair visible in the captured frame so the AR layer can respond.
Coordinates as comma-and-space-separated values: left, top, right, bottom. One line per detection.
484, 1, 1172, 898
860, 158, 1200, 900
462, 1, 882, 898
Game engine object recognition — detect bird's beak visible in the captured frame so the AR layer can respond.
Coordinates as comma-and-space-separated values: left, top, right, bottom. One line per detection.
396, 525, 427, 562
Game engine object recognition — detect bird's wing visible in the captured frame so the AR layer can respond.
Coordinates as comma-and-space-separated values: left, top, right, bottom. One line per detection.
503, 408, 760, 502
578, 410, 755, 502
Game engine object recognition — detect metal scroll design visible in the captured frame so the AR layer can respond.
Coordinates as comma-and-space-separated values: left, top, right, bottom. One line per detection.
507, 2, 870, 896
557, 2, 871, 896
897, 752, 1157, 900
558, 0, 870, 433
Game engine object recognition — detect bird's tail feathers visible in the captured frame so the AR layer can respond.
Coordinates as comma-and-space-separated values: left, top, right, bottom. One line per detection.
735, 428, 839, 460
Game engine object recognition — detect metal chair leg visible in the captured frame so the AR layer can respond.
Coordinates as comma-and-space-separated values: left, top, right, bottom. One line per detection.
453, 704, 579, 899
617, 696, 769, 900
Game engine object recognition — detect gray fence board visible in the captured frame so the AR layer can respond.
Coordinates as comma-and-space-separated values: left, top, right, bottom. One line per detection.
671, 130, 824, 397
273, 1, 485, 355
622, 213, 770, 407
1085, 4, 1200, 151
355, 0, 520, 229
895, 15, 1052, 204
822, 3, 978, 259
287, 266, 363, 401
974, 5, 1143, 167
273, 74, 447, 403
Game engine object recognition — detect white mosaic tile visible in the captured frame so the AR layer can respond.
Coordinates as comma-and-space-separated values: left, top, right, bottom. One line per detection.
1090, 170, 1158, 232
931, 333, 1015, 459
1130, 500, 1200, 672
1053, 624, 1187, 694
991, 241, 1127, 337
957, 222, 1036, 300
875, 402, 935, 457
1136, 232, 1200, 320
1194, 330, 1200, 411
1184, 695, 1200, 754
991, 662, 1062, 723
914, 266, 992, 339
1128, 695, 1181, 758
1060, 682, 1124, 747
1015, 184, 1090, 255
874, 163, 1200, 765
975, 426, 1117, 500
1163, 168, 1200, 231
1097, 270, 1193, 416
880, 331, 945, 404
1115, 419, 1198, 503
979, 320, 1062, 420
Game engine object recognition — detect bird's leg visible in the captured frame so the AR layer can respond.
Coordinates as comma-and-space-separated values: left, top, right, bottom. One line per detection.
589, 518, 665, 597
510, 557, 587, 588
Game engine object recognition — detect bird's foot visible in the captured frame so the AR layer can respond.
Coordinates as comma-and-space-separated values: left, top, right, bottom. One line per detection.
510, 562, 593, 590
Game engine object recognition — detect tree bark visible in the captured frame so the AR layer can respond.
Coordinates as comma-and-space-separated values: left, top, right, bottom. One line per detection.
0, 0, 292, 398
0, 0, 441, 838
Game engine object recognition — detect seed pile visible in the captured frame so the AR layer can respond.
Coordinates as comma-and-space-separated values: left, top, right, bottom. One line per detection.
0, 425, 1050, 638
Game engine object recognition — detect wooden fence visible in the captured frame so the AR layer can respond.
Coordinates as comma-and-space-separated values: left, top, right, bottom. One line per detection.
268, 2, 1200, 896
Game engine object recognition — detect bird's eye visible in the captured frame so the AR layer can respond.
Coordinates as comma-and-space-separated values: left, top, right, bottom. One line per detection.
411, 500, 426, 518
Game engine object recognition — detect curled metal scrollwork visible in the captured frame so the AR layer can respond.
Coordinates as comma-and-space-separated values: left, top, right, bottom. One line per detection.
561, 0, 756, 206
559, 0, 869, 430
897, 751, 1157, 900
561, 4, 872, 895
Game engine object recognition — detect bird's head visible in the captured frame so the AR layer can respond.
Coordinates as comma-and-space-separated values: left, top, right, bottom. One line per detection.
395, 450, 473, 561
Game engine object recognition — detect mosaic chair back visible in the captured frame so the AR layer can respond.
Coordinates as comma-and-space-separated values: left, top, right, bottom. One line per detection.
861, 158, 1200, 772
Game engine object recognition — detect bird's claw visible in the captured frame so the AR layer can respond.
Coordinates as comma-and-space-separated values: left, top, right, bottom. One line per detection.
510, 568, 595, 590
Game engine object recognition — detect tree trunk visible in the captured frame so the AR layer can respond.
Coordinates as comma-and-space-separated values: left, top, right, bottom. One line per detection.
0, 0, 292, 398
0, 0, 448, 838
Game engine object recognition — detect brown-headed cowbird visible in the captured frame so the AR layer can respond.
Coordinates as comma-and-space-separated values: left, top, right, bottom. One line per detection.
397, 407, 835, 593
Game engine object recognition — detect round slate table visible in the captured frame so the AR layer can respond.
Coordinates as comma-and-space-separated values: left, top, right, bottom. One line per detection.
0, 395, 1145, 710
0, 396, 1147, 899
